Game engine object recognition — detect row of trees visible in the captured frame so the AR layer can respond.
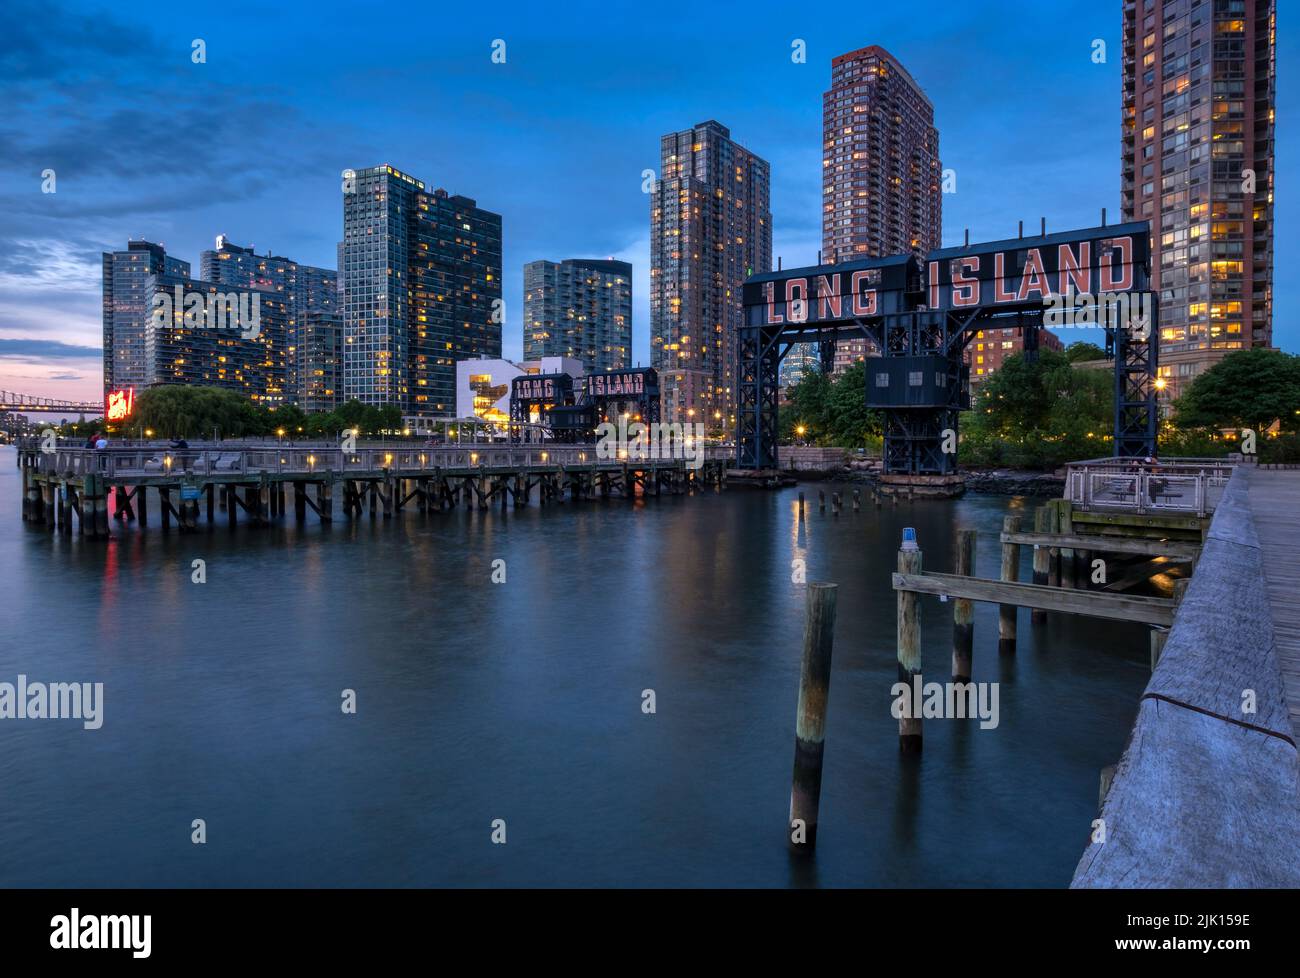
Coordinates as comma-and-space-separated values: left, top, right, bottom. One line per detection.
782, 345, 1300, 468
80, 386, 406, 440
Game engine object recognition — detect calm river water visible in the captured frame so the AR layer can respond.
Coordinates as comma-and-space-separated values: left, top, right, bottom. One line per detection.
0, 445, 1147, 887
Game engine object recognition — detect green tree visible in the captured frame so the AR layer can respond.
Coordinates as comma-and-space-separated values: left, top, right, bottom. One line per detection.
1173, 349, 1300, 435
1065, 341, 1108, 363
780, 362, 881, 450
962, 349, 1113, 468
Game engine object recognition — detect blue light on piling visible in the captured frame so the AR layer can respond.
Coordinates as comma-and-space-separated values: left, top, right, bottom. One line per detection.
901, 527, 919, 552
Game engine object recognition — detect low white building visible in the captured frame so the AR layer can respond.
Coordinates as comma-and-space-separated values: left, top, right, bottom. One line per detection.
454, 355, 586, 426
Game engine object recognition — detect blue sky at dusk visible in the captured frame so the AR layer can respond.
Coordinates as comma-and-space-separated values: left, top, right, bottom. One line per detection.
0, 0, 1294, 403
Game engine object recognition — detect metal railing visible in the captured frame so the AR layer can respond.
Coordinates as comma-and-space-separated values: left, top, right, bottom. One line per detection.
1064, 456, 1237, 517
23, 444, 731, 480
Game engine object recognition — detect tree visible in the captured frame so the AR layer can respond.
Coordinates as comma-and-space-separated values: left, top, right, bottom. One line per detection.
1065, 341, 1108, 363
1173, 349, 1300, 435
780, 362, 881, 450
962, 349, 1113, 468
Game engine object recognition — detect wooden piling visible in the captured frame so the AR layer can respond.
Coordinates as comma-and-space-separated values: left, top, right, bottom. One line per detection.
819, 490, 825, 512
160, 487, 172, 530
93, 479, 109, 538
1149, 627, 1169, 672
897, 530, 923, 753
798, 491, 804, 514
952, 528, 976, 683
1047, 500, 1061, 589
1031, 506, 1049, 624
852, 489, 860, 512
789, 582, 838, 855
998, 515, 1021, 654
206, 485, 215, 524
832, 492, 841, 515
58, 483, 71, 535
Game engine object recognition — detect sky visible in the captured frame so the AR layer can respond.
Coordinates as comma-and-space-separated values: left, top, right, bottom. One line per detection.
0, 0, 1295, 404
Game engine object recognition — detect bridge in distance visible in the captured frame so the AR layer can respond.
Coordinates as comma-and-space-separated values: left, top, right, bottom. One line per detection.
0, 390, 102, 415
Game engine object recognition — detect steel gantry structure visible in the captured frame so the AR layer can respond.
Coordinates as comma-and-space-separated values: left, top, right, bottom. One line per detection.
736, 222, 1157, 476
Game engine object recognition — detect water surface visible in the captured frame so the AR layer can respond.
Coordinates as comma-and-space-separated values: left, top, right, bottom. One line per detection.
0, 446, 1147, 886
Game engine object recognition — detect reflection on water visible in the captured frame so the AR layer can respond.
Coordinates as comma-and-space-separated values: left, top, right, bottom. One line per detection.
0, 447, 1146, 886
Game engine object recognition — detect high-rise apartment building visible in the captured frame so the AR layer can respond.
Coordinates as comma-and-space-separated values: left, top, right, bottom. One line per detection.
142, 273, 290, 406
822, 45, 942, 372
295, 309, 344, 413
650, 121, 772, 425
523, 258, 632, 374
1122, 0, 1275, 399
341, 164, 502, 415
200, 236, 338, 406
102, 241, 190, 395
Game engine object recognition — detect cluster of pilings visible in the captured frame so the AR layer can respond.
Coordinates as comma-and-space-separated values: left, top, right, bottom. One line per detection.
788, 498, 1197, 855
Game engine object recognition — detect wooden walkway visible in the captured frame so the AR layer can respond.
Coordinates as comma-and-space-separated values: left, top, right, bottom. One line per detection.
1247, 468, 1300, 742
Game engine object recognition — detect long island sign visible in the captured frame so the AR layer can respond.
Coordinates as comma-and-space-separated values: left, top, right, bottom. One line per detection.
743, 222, 1151, 328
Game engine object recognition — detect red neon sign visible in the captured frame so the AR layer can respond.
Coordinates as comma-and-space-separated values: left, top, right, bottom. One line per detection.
106, 388, 135, 422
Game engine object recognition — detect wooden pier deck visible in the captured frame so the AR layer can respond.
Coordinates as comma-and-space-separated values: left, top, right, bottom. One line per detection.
17, 442, 732, 538
1073, 463, 1300, 888
1246, 467, 1300, 742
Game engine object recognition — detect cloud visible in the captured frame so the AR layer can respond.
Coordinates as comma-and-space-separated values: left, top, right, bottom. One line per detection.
0, 338, 101, 359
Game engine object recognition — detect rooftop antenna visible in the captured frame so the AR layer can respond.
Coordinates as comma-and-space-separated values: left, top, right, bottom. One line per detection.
1041, 217, 1046, 236
1018, 220, 1024, 239
1101, 207, 1108, 227
778, 256, 783, 271
964, 228, 970, 247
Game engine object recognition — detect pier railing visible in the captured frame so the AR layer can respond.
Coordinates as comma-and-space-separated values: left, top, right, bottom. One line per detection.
25, 444, 732, 480
1064, 456, 1236, 518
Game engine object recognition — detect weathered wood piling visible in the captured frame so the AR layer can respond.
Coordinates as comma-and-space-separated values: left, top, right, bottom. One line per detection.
952, 528, 975, 683
998, 515, 1021, 654
789, 582, 838, 855
1031, 506, 1050, 624
897, 528, 923, 752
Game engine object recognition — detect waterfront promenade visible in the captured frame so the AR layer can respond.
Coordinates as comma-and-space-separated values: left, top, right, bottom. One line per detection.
1073, 465, 1300, 888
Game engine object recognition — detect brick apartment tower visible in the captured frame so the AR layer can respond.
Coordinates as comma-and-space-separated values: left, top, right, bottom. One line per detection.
822, 45, 942, 373
1122, 0, 1275, 401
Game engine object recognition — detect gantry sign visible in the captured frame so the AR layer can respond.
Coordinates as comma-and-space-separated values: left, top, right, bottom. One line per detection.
737, 222, 1156, 474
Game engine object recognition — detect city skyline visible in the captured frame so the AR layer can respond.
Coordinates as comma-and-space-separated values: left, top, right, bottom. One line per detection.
2, 0, 1297, 406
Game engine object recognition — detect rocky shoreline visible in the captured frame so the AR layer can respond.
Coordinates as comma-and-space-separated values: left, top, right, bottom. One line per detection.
961, 469, 1066, 497
804, 461, 1066, 497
